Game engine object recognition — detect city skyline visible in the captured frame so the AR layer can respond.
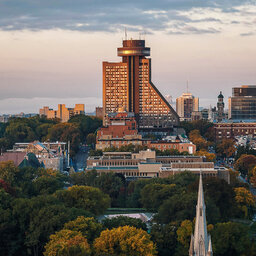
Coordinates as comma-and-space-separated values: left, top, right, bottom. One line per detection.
1, 0, 256, 114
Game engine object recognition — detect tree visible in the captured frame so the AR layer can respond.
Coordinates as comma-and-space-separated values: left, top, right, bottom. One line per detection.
102, 216, 147, 231
0, 161, 19, 185
12, 194, 91, 256
156, 193, 197, 224
44, 229, 91, 256
189, 129, 208, 151
63, 216, 103, 243
216, 139, 236, 159
234, 154, 256, 177
180, 120, 214, 139
47, 123, 82, 157
156, 191, 220, 225
93, 226, 157, 256
55, 185, 111, 215
0, 189, 19, 255
150, 223, 177, 256
4, 119, 37, 144
235, 145, 256, 160
188, 177, 238, 221
88, 149, 103, 156
86, 133, 96, 145
36, 123, 55, 141
68, 114, 102, 141
250, 166, 256, 188
196, 150, 216, 162
0, 179, 16, 195
211, 222, 253, 256
234, 187, 255, 218
140, 183, 177, 211
176, 220, 193, 246
70, 171, 125, 207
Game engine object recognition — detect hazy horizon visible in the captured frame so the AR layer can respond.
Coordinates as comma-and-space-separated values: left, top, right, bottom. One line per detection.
1, 0, 256, 114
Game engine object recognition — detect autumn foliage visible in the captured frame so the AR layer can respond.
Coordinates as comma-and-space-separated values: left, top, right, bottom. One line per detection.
93, 226, 157, 256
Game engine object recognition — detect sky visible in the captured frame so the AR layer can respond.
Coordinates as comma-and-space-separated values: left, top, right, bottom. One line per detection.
0, 0, 256, 114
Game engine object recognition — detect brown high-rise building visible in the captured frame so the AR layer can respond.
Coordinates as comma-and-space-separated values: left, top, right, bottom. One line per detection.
103, 39, 179, 129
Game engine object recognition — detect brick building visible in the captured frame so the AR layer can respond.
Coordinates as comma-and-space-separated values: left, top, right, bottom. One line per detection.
214, 122, 256, 141
96, 112, 196, 154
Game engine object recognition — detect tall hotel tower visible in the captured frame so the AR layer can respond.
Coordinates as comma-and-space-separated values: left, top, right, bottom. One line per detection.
103, 39, 179, 129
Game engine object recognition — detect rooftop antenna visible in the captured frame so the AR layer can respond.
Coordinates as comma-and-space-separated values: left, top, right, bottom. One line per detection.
125, 27, 127, 40
186, 80, 189, 93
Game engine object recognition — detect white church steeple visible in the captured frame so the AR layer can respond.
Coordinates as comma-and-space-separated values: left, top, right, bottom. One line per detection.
189, 173, 213, 256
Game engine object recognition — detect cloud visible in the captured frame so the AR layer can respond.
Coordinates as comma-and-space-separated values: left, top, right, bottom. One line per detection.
240, 32, 255, 36
0, 0, 255, 35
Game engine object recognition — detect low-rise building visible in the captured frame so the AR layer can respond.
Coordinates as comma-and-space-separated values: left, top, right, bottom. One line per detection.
9, 141, 67, 171
87, 150, 230, 183
39, 104, 85, 122
0, 152, 41, 168
96, 112, 196, 154
214, 122, 256, 141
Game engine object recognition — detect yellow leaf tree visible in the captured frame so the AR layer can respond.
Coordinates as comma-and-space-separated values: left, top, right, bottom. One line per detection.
234, 187, 256, 218
93, 225, 157, 256
44, 229, 91, 256
189, 130, 208, 151
196, 150, 216, 162
176, 220, 193, 246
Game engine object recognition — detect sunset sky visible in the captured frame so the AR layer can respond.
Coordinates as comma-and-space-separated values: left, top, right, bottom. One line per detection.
0, 0, 256, 114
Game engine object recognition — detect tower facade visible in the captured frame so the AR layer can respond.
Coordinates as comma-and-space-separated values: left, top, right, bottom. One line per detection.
189, 173, 213, 256
103, 39, 179, 129
228, 85, 256, 120
217, 91, 224, 122
176, 92, 199, 121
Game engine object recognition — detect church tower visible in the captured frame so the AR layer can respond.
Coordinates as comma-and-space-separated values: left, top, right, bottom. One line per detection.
189, 173, 213, 256
217, 91, 224, 122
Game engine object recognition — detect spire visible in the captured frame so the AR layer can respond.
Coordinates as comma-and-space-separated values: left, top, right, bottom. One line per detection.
189, 235, 194, 256
189, 173, 212, 256
207, 235, 212, 256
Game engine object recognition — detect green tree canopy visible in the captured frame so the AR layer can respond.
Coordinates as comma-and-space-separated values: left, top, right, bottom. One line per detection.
140, 183, 177, 211
211, 222, 253, 256
55, 185, 110, 215
47, 123, 82, 156
150, 223, 177, 256
68, 114, 102, 141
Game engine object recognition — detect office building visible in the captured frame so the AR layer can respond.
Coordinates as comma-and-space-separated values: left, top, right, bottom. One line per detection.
176, 92, 199, 121
103, 39, 179, 130
228, 85, 256, 120
39, 104, 85, 122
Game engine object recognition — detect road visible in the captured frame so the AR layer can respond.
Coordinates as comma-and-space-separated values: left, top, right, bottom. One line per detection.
73, 145, 89, 171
